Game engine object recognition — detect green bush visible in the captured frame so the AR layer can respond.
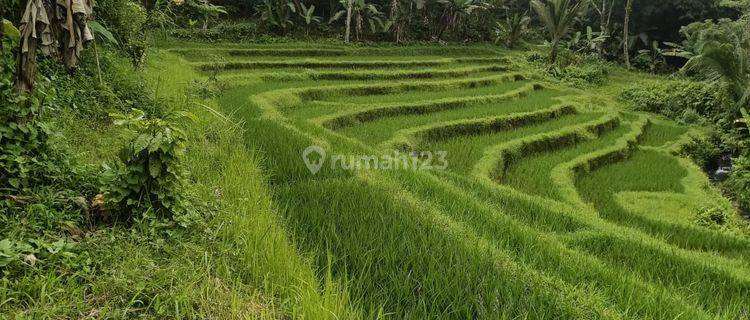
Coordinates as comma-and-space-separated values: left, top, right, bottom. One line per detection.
694, 206, 733, 228
0, 75, 60, 191
620, 79, 731, 122
724, 155, 750, 214
679, 133, 722, 171
554, 63, 608, 87
170, 21, 259, 42
106, 110, 193, 222
95, 0, 148, 67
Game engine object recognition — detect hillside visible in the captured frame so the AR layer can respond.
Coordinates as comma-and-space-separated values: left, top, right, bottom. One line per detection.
155, 43, 749, 318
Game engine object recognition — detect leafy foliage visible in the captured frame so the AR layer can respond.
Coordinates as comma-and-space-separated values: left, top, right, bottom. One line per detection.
0, 72, 58, 191
171, 21, 259, 41
95, 0, 149, 68
669, 15, 750, 111
724, 155, 750, 213
620, 79, 732, 123
531, 0, 588, 62
494, 12, 530, 48
106, 110, 194, 222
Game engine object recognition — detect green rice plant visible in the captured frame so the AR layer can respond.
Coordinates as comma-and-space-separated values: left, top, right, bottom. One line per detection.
424, 112, 605, 175
318, 81, 538, 130
502, 120, 633, 200
549, 117, 649, 208
334, 90, 567, 146
639, 120, 688, 147
567, 230, 750, 318
299, 73, 526, 101
150, 43, 750, 319
261, 65, 508, 81
194, 58, 467, 71
433, 170, 750, 319
382, 104, 577, 150
384, 169, 714, 319
472, 113, 620, 182
274, 175, 617, 319
576, 149, 750, 260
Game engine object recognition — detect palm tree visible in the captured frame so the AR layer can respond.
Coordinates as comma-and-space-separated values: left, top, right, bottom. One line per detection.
530, 0, 588, 63
670, 16, 750, 114
496, 12, 531, 49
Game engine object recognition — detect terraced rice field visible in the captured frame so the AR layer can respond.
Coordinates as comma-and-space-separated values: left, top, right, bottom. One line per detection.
173, 45, 750, 319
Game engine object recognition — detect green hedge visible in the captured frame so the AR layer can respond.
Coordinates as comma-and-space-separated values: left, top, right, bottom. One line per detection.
620, 79, 731, 123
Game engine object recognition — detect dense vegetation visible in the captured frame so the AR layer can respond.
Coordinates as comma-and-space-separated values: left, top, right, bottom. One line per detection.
1, 0, 749, 318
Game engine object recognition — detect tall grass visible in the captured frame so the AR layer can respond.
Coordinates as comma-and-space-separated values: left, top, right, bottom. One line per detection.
163, 43, 750, 319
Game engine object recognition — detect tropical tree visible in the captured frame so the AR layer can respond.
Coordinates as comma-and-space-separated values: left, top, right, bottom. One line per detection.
670, 15, 750, 113
332, 0, 383, 42
591, 0, 614, 55
258, 0, 296, 34
389, 0, 425, 43
15, 0, 95, 93
299, 2, 322, 35
186, 0, 226, 30
623, 0, 633, 68
435, 0, 488, 42
340, 0, 353, 42
495, 11, 530, 48
353, 0, 383, 41
531, 0, 588, 63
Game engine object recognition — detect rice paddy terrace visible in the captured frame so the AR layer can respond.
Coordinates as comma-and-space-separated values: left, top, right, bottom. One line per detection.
173, 45, 750, 319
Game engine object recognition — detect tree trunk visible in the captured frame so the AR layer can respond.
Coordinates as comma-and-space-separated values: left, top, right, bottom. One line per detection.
435, 10, 451, 42
93, 40, 103, 86
594, 0, 613, 56
355, 13, 362, 41
0, 13, 4, 53
390, 0, 400, 43
550, 38, 559, 63
344, 0, 352, 43
15, 33, 37, 94
623, 0, 633, 69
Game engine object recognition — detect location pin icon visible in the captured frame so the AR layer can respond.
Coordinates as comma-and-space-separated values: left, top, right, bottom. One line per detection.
302, 145, 326, 175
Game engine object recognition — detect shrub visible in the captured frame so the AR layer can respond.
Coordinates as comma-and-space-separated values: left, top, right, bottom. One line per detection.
679, 133, 723, 171
553, 63, 608, 87
525, 51, 546, 63
695, 206, 733, 228
620, 79, 731, 122
95, 0, 148, 67
724, 155, 750, 214
0, 74, 60, 191
170, 21, 258, 42
106, 110, 193, 222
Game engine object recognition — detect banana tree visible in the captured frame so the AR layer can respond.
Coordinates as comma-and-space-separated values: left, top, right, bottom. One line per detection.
186, 0, 226, 30
591, 0, 614, 55
258, 0, 295, 34
666, 15, 750, 119
15, 0, 95, 93
299, 2, 321, 36
353, 0, 382, 41
331, 0, 382, 42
